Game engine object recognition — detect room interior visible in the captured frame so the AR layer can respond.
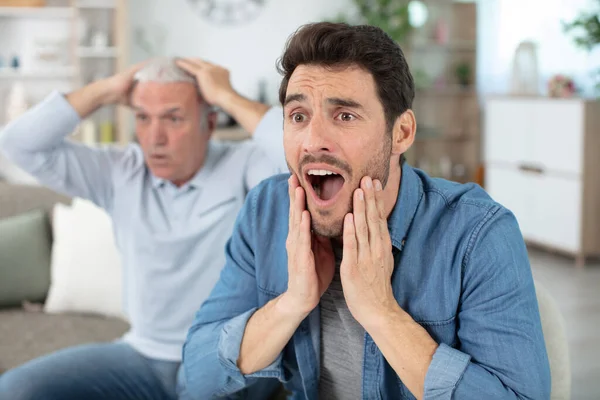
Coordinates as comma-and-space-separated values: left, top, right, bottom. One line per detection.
0, 0, 598, 398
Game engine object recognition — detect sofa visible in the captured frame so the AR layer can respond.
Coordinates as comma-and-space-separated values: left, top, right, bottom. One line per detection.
0, 182, 129, 374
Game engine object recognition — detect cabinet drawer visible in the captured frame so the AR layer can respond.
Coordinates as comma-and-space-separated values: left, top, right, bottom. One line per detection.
484, 99, 584, 176
485, 166, 582, 254
528, 173, 582, 253
484, 99, 532, 165
485, 166, 534, 239
531, 101, 583, 176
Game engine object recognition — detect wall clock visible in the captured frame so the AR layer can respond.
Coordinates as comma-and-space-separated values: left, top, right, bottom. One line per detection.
187, 0, 266, 25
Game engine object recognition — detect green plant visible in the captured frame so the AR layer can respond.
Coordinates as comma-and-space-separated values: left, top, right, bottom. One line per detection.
334, 0, 413, 44
563, 1, 600, 94
455, 62, 471, 87
563, 2, 600, 50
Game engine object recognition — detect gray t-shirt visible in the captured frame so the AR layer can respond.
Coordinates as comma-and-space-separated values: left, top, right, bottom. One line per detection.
319, 245, 366, 399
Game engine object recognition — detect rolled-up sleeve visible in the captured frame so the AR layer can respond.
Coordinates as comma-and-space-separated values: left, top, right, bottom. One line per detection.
218, 309, 287, 384
423, 208, 551, 399
424, 344, 471, 397
182, 187, 283, 399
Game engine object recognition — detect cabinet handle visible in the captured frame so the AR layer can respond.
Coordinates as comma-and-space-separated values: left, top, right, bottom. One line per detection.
519, 164, 544, 175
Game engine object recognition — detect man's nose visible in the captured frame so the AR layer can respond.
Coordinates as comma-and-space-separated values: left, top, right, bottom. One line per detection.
148, 120, 167, 146
303, 115, 333, 154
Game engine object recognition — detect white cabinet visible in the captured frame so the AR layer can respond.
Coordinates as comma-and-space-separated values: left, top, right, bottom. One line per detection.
484, 97, 600, 266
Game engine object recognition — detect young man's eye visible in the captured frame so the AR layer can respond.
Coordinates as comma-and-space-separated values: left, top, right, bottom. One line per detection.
291, 113, 306, 123
337, 112, 355, 122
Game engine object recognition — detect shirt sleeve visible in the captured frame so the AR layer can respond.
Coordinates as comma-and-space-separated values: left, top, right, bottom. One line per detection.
423, 208, 551, 399
0, 91, 126, 212
182, 186, 284, 399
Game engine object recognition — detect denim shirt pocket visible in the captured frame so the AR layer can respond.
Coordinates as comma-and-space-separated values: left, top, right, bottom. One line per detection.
417, 316, 458, 348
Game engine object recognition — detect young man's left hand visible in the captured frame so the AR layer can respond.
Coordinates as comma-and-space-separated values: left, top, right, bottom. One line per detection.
340, 176, 401, 330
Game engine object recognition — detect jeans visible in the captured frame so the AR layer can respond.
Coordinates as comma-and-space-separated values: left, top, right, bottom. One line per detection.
0, 342, 186, 400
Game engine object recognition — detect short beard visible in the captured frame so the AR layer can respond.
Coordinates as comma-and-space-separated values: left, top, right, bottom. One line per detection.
310, 136, 392, 238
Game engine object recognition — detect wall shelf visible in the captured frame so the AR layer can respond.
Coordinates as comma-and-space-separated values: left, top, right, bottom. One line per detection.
0, 67, 76, 79
75, 0, 116, 9
404, 1, 480, 184
78, 47, 118, 58
0, 6, 73, 18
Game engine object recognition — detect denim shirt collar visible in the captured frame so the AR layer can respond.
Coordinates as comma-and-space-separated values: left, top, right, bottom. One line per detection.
387, 163, 424, 251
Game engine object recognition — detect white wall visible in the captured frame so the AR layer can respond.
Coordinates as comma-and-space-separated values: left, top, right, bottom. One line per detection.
128, 0, 600, 101
477, 0, 599, 97
128, 0, 352, 105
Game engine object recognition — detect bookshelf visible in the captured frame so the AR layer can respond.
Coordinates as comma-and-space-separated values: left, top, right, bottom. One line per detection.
0, 0, 129, 145
403, 0, 480, 184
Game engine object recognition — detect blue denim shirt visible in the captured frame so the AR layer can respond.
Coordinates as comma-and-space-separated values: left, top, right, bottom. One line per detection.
183, 164, 551, 399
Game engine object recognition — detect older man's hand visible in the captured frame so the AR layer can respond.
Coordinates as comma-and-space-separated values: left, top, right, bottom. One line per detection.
175, 58, 235, 108
66, 62, 145, 118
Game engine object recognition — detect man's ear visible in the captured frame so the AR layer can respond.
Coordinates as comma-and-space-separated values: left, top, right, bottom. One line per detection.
391, 109, 416, 155
205, 110, 217, 135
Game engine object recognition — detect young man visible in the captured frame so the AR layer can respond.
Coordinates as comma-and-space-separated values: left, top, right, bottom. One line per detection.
182, 23, 551, 399
0, 58, 285, 399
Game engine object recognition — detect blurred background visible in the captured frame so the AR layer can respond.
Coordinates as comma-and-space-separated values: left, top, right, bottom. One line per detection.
0, 0, 599, 399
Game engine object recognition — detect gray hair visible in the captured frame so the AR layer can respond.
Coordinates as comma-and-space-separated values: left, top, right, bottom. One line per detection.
133, 58, 212, 131
134, 57, 197, 85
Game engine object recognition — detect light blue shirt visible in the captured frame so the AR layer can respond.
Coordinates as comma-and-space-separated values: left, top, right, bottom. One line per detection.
0, 92, 286, 361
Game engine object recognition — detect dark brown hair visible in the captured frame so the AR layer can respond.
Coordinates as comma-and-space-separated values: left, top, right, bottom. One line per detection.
277, 22, 415, 133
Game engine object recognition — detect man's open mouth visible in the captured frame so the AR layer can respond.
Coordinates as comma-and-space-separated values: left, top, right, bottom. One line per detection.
306, 169, 346, 202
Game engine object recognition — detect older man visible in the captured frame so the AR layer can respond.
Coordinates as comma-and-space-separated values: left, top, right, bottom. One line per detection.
183, 23, 551, 400
0, 58, 285, 399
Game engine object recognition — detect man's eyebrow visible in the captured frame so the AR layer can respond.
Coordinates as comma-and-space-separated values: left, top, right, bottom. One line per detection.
284, 93, 305, 106
159, 107, 182, 116
327, 97, 364, 110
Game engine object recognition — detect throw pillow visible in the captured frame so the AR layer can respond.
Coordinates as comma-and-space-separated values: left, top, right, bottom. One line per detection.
44, 198, 125, 320
0, 209, 52, 307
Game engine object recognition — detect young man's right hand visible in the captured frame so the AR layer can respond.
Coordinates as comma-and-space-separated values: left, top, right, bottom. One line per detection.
281, 174, 335, 317
236, 174, 335, 375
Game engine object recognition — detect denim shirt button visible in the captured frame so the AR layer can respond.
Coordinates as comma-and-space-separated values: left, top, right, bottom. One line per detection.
370, 343, 377, 354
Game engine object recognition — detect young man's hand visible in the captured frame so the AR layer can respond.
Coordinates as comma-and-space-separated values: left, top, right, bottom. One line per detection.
281, 174, 336, 317
340, 176, 399, 330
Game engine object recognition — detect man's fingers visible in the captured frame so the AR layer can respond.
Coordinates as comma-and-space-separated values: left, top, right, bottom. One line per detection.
298, 210, 312, 255
294, 186, 305, 233
373, 179, 387, 238
353, 188, 369, 255
341, 213, 358, 272
125, 61, 147, 77
176, 58, 213, 73
288, 176, 295, 233
175, 58, 197, 74
362, 176, 380, 243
